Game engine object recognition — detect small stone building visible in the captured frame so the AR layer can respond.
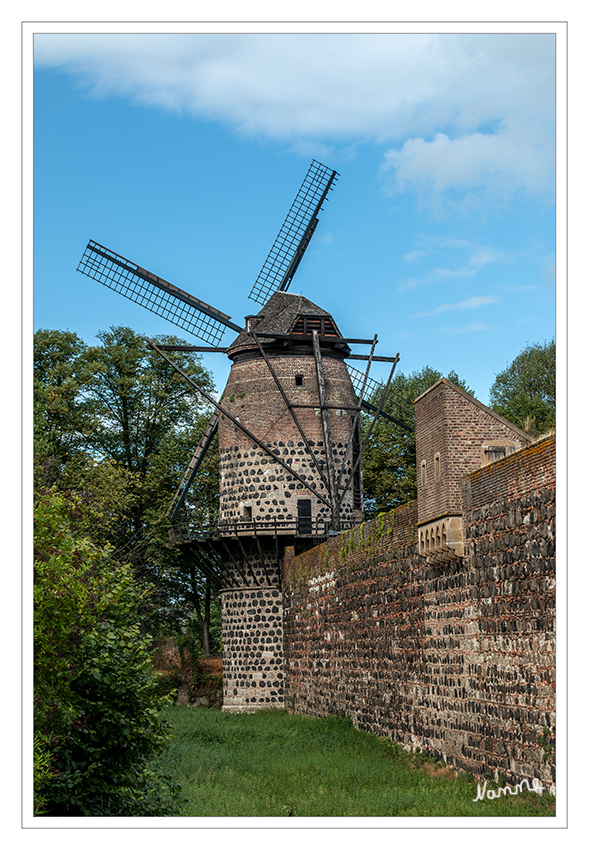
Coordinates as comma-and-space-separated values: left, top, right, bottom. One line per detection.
414, 378, 532, 563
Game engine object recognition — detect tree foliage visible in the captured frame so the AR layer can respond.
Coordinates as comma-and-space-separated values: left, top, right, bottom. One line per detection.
34, 326, 221, 653
489, 339, 555, 435
362, 367, 474, 517
34, 490, 179, 816
34, 329, 98, 487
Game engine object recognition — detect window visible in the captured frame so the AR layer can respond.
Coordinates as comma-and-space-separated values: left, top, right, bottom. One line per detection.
242, 504, 252, 520
295, 375, 304, 386
421, 460, 427, 487
434, 453, 441, 482
297, 499, 312, 535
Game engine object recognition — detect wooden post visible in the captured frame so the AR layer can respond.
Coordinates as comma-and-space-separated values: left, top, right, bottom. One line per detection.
312, 330, 340, 531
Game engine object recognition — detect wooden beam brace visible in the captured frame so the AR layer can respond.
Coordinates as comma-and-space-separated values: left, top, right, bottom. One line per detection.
233, 522, 260, 586
335, 335, 378, 497
148, 339, 332, 509
250, 330, 330, 492
339, 353, 400, 506
220, 538, 250, 587
252, 521, 275, 585
312, 330, 340, 531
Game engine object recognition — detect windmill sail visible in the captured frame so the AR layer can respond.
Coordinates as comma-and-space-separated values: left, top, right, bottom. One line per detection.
248, 160, 338, 306
347, 365, 414, 432
77, 240, 241, 345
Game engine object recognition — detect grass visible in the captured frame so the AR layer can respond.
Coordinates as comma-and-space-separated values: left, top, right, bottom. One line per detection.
155, 707, 556, 818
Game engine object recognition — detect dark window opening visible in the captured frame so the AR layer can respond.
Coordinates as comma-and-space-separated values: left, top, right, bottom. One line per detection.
290, 315, 340, 338
297, 499, 312, 535
243, 505, 252, 520
295, 375, 304, 386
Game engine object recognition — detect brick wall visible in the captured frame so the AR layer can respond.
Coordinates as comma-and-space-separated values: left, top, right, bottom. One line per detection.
415, 379, 532, 523
282, 435, 556, 787
218, 352, 359, 525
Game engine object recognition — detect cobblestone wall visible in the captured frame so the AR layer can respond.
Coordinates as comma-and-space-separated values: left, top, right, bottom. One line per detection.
218, 353, 359, 525
221, 560, 285, 712
282, 436, 556, 786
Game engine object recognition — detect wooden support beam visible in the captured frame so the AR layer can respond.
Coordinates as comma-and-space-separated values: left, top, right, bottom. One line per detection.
339, 353, 400, 506
253, 521, 275, 584
220, 538, 251, 587
312, 330, 340, 531
250, 330, 330, 492
233, 522, 261, 586
148, 339, 332, 509
346, 354, 398, 362
336, 335, 378, 497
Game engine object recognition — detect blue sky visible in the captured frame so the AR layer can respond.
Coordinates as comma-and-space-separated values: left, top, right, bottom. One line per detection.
32, 31, 557, 404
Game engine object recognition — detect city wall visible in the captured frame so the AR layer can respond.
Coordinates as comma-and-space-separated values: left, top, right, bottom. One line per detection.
282, 434, 556, 786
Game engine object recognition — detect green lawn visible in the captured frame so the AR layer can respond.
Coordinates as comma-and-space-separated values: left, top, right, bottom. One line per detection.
155, 707, 556, 818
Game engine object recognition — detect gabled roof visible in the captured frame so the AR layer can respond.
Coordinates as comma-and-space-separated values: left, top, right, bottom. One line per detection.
414, 378, 533, 442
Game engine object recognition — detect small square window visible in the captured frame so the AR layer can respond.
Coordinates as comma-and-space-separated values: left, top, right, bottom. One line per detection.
295, 375, 304, 386
243, 505, 252, 519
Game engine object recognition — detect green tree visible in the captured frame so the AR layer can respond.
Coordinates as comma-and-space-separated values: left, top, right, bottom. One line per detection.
34, 325, 221, 654
34, 329, 98, 487
34, 489, 179, 816
489, 339, 555, 435
362, 367, 474, 516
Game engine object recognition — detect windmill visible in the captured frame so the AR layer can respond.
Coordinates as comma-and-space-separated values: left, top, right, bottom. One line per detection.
77, 160, 412, 712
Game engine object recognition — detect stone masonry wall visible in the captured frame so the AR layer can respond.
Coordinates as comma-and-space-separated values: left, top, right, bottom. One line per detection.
282, 435, 556, 787
218, 353, 358, 526
221, 570, 285, 713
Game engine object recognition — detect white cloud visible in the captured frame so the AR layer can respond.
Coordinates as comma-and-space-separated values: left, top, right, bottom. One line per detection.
34, 33, 554, 207
398, 266, 475, 292
403, 250, 428, 263
412, 296, 500, 318
382, 125, 554, 209
398, 238, 510, 291
35, 33, 453, 137
439, 323, 492, 334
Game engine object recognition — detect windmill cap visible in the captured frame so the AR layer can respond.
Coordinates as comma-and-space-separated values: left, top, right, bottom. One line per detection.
227, 291, 346, 359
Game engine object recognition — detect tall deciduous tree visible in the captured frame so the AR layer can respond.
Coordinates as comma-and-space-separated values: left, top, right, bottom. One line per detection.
34, 326, 221, 654
361, 367, 474, 517
489, 339, 555, 435
34, 329, 98, 486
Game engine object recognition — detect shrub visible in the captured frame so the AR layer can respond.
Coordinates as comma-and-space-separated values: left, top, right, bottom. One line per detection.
34, 490, 180, 816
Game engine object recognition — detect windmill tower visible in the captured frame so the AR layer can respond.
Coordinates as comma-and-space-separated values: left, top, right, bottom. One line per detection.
77, 160, 409, 712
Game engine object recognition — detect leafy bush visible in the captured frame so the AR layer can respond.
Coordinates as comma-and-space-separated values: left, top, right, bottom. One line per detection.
34, 490, 180, 816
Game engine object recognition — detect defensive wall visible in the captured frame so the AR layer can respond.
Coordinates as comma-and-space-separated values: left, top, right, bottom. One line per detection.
282, 428, 556, 788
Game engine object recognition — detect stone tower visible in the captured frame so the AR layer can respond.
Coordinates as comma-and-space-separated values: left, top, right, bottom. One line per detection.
216, 291, 363, 711
414, 378, 532, 563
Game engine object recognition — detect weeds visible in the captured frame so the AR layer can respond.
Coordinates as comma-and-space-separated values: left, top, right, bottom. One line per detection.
154, 707, 556, 818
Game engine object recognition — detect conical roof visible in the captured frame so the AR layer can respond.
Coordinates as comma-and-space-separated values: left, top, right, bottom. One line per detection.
227, 291, 344, 359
